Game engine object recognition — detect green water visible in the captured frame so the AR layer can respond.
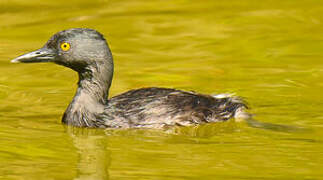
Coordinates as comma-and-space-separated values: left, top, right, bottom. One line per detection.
1, 0, 323, 179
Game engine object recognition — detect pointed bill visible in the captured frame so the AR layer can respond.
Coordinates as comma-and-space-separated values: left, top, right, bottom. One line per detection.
11, 47, 56, 63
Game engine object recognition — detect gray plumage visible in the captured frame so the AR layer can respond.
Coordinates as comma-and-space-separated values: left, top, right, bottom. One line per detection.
11, 28, 249, 129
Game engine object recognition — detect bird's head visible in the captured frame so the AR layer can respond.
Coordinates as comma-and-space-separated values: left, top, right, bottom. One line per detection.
11, 28, 113, 73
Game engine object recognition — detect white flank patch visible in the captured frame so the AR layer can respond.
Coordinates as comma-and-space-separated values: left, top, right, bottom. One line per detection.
212, 93, 235, 99
234, 107, 252, 122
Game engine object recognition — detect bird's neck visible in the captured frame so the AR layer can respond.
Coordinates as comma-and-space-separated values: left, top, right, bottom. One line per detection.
77, 65, 113, 104
62, 61, 114, 127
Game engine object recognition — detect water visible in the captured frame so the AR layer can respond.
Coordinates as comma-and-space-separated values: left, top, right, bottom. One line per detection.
1, 0, 323, 179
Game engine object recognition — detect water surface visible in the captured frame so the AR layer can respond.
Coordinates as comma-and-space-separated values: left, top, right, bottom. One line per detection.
0, 0, 323, 179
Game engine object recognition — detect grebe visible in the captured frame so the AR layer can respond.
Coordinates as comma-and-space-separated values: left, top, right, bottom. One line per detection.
11, 28, 249, 129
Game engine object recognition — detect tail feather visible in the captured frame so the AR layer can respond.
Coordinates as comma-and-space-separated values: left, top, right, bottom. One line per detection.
212, 93, 309, 133
211, 93, 250, 122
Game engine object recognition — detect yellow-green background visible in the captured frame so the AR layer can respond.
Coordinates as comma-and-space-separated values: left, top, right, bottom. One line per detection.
0, 0, 322, 179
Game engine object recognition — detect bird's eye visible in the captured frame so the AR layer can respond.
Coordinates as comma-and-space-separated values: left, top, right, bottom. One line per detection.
60, 42, 71, 51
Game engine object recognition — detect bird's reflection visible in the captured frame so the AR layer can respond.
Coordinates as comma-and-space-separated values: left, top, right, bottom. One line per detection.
63, 118, 309, 180
65, 126, 110, 180
64, 122, 240, 179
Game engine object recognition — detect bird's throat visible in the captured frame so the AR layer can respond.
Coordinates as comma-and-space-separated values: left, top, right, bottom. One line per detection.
62, 64, 113, 127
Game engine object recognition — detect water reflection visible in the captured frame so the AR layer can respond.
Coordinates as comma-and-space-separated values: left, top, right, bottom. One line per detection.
63, 119, 248, 179
64, 121, 241, 179
245, 118, 311, 133
66, 127, 110, 180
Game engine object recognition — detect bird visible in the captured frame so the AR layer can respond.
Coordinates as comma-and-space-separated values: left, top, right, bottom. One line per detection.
11, 28, 249, 129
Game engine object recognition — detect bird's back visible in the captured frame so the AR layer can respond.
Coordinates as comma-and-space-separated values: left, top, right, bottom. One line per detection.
99, 87, 248, 129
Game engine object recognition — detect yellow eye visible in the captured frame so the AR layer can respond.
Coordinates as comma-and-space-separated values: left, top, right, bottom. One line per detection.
60, 42, 70, 51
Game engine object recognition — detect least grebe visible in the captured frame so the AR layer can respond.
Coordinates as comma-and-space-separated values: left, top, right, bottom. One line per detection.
11, 28, 249, 129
